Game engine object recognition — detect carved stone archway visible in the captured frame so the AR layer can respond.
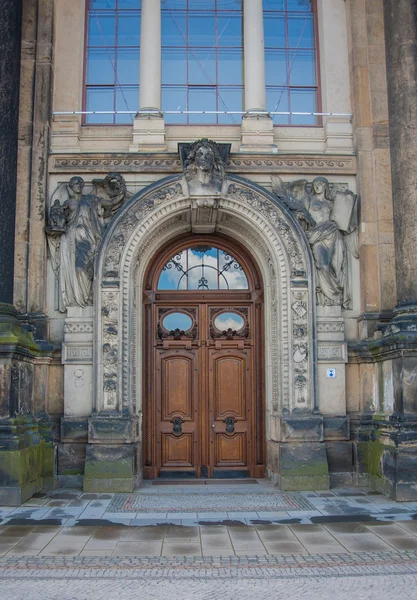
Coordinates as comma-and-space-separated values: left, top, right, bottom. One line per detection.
91, 172, 318, 482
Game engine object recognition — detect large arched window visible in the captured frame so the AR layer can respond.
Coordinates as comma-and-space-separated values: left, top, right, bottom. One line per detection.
84, 0, 319, 125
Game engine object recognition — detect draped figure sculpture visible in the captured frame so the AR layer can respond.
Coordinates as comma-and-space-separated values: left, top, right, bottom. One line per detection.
272, 176, 358, 309
46, 173, 130, 312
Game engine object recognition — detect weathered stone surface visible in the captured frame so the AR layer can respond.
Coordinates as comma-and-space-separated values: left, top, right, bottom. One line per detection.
83, 445, 135, 493
326, 441, 353, 473
323, 417, 350, 441
278, 443, 329, 491
88, 416, 137, 444
57, 443, 86, 476
383, 0, 417, 305
280, 416, 324, 442
61, 418, 88, 443
0, 0, 22, 304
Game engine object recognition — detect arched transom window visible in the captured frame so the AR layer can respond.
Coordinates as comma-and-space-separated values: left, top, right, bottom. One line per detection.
157, 245, 249, 290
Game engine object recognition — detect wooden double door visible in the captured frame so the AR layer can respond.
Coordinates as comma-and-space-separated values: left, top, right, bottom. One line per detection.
143, 297, 264, 479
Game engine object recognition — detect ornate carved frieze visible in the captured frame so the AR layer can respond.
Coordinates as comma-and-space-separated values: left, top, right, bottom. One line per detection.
51, 154, 356, 175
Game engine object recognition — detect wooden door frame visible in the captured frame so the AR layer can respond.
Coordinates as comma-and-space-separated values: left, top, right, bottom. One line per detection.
142, 233, 265, 479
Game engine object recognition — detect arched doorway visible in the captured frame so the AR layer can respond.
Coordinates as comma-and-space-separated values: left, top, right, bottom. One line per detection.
142, 234, 265, 479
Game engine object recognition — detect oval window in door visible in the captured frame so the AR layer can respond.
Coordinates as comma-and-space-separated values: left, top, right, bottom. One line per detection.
162, 312, 193, 332
214, 311, 245, 332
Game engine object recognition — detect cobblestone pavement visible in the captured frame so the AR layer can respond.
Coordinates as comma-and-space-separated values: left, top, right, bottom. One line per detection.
2, 565, 417, 600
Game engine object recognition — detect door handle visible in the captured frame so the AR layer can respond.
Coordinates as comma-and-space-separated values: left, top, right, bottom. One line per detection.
224, 417, 236, 434
211, 423, 215, 428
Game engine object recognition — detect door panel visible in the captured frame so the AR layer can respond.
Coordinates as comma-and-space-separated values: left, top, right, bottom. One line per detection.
212, 354, 247, 420
156, 348, 198, 472
209, 346, 252, 473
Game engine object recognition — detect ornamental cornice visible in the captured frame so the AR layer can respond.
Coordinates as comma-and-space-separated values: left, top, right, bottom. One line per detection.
50, 153, 356, 175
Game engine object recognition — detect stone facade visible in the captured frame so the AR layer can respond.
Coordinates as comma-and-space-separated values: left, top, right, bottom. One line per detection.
1, 0, 417, 503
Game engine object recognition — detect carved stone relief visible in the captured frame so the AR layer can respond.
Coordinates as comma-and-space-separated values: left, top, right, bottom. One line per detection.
271, 176, 358, 309
46, 173, 131, 312
94, 139, 317, 418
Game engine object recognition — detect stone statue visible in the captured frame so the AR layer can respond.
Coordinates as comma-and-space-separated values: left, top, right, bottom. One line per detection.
183, 138, 226, 194
46, 173, 130, 312
272, 175, 358, 309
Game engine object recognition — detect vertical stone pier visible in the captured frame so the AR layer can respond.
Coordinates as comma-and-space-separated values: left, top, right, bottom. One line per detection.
0, 0, 53, 505
353, 0, 417, 501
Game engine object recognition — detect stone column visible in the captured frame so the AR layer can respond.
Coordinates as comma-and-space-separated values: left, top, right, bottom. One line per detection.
130, 0, 166, 151
0, 0, 53, 505
383, 0, 417, 309
0, 0, 22, 304
240, 0, 276, 152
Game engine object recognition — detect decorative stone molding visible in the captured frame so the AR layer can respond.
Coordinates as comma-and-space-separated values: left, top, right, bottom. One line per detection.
94, 171, 317, 417
317, 342, 348, 363
62, 343, 93, 364
64, 322, 94, 334
317, 321, 345, 333
50, 154, 357, 175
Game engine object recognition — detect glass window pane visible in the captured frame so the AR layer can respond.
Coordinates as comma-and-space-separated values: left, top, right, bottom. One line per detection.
162, 13, 186, 46
162, 85, 187, 123
263, 0, 285, 10
188, 50, 216, 85
289, 50, 315, 86
286, 0, 312, 12
265, 49, 288, 86
116, 49, 140, 84
162, 312, 193, 331
162, 0, 187, 9
188, 87, 216, 123
218, 0, 242, 8
117, 13, 140, 45
158, 251, 187, 289
218, 49, 243, 84
267, 87, 290, 124
287, 14, 314, 48
188, 0, 215, 9
217, 15, 242, 46
115, 86, 138, 123
118, 0, 141, 8
188, 14, 215, 46
264, 14, 285, 48
290, 88, 317, 124
162, 49, 186, 85
90, 0, 116, 9
217, 87, 242, 124
87, 49, 115, 84
214, 312, 244, 330
88, 13, 115, 46
86, 87, 114, 124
